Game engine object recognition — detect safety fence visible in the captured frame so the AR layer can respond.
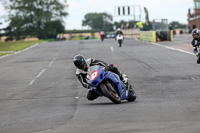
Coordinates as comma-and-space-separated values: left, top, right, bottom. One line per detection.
140, 31, 157, 42
122, 28, 176, 42
122, 28, 140, 39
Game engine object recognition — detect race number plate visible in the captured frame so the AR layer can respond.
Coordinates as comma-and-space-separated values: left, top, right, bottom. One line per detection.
89, 70, 99, 81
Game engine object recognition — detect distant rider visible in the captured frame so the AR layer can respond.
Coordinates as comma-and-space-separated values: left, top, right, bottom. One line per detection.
73, 54, 128, 100
191, 29, 200, 64
115, 28, 124, 40
99, 30, 105, 37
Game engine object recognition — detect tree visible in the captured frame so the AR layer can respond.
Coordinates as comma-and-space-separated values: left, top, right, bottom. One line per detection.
3, 0, 68, 40
82, 12, 113, 31
169, 21, 187, 29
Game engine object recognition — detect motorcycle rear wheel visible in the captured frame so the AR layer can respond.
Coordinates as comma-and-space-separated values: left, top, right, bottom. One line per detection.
100, 83, 121, 104
126, 87, 136, 102
197, 57, 200, 64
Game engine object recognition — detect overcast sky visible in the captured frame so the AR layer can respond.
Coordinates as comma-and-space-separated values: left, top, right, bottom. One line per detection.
0, 0, 194, 30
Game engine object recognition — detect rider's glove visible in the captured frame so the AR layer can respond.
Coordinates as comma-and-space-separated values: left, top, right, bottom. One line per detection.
104, 65, 110, 72
86, 84, 91, 89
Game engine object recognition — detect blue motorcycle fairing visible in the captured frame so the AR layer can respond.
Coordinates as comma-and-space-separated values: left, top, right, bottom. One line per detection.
87, 65, 129, 100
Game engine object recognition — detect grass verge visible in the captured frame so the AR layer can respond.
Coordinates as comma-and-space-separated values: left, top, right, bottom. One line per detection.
0, 53, 10, 57
0, 40, 44, 57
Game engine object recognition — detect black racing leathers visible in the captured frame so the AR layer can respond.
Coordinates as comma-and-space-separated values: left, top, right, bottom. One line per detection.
191, 38, 200, 55
116, 31, 124, 36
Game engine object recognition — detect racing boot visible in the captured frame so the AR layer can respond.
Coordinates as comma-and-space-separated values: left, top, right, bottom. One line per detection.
129, 84, 134, 92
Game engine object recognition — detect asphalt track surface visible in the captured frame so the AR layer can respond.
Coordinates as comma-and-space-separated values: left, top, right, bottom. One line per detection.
1, 37, 200, 133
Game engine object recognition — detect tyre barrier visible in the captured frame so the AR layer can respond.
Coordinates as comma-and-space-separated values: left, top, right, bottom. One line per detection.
173, 29, 184, 35
140, 30, 173, 42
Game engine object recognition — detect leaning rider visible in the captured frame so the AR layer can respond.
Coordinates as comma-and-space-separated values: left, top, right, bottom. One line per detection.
191, 29, 200, 64
73, 54, 128, 100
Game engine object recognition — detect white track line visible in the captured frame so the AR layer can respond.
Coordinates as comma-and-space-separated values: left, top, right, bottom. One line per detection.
151, 42, 195, 56
32, 129, 51, 133
110, 46, 114, 52
29, 58, 56, 85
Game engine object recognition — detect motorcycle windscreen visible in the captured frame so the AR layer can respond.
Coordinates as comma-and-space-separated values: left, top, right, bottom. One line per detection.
117, 34, 123, 40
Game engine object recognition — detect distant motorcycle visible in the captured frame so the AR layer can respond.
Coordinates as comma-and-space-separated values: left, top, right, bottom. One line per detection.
87, 65, 136, 104
100, 35, 105, 41
116, 34, 124, 47
100, 31, 105, 42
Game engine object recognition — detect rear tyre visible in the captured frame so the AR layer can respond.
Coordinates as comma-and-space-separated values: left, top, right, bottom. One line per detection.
126, 86, 136, 102
197, 57, 200, 64
100, 84, 121, 104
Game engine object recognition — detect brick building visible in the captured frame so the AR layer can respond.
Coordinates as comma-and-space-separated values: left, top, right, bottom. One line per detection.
188, 0, 200, 30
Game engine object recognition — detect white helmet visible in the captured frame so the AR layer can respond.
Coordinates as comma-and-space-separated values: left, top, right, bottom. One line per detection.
117, 28, 121, 31
192, 28, 200, 39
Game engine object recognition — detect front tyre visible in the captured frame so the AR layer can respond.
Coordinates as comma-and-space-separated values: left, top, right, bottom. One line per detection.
101, 37, 104, 41
100, 84, 121, 104
118, 40, 122, 47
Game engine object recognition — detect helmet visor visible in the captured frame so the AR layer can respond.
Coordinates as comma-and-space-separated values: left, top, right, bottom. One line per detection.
77, 61, 85, 69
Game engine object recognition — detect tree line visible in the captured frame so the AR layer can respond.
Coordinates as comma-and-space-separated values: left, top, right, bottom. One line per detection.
0, 0, 68, 41
0, 0, 187, 41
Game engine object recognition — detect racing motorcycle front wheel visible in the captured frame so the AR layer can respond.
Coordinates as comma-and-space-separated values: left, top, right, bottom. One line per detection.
100, 83, 121, 104
118, 40, 122, 47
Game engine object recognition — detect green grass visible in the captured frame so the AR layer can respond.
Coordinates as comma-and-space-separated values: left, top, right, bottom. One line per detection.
0, 53, 10, 56
44, 38, 56, 42
0, 40, 44, 51
90, 37, 98, 39
72, 37, 98, 40
0, 40, 44, 57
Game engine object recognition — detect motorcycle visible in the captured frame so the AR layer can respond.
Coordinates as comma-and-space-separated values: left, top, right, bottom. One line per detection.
116, 34, 124, 47
100, 35, 105, 41
86, 65, 136, 104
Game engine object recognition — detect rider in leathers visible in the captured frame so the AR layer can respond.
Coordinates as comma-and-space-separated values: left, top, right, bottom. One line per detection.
73, 54, 128, 100
191, 29, 200, 64
115, 28, 124, 36
115, 28, 124, 41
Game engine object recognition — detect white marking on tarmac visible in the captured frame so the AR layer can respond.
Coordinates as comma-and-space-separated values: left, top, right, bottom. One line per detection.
29, 58, 56, 85
110, 46, 114, 52
32, 129, 51, 133
151, 42, 195, 56
135, 38, 139, 41
191, 77, 196, 81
